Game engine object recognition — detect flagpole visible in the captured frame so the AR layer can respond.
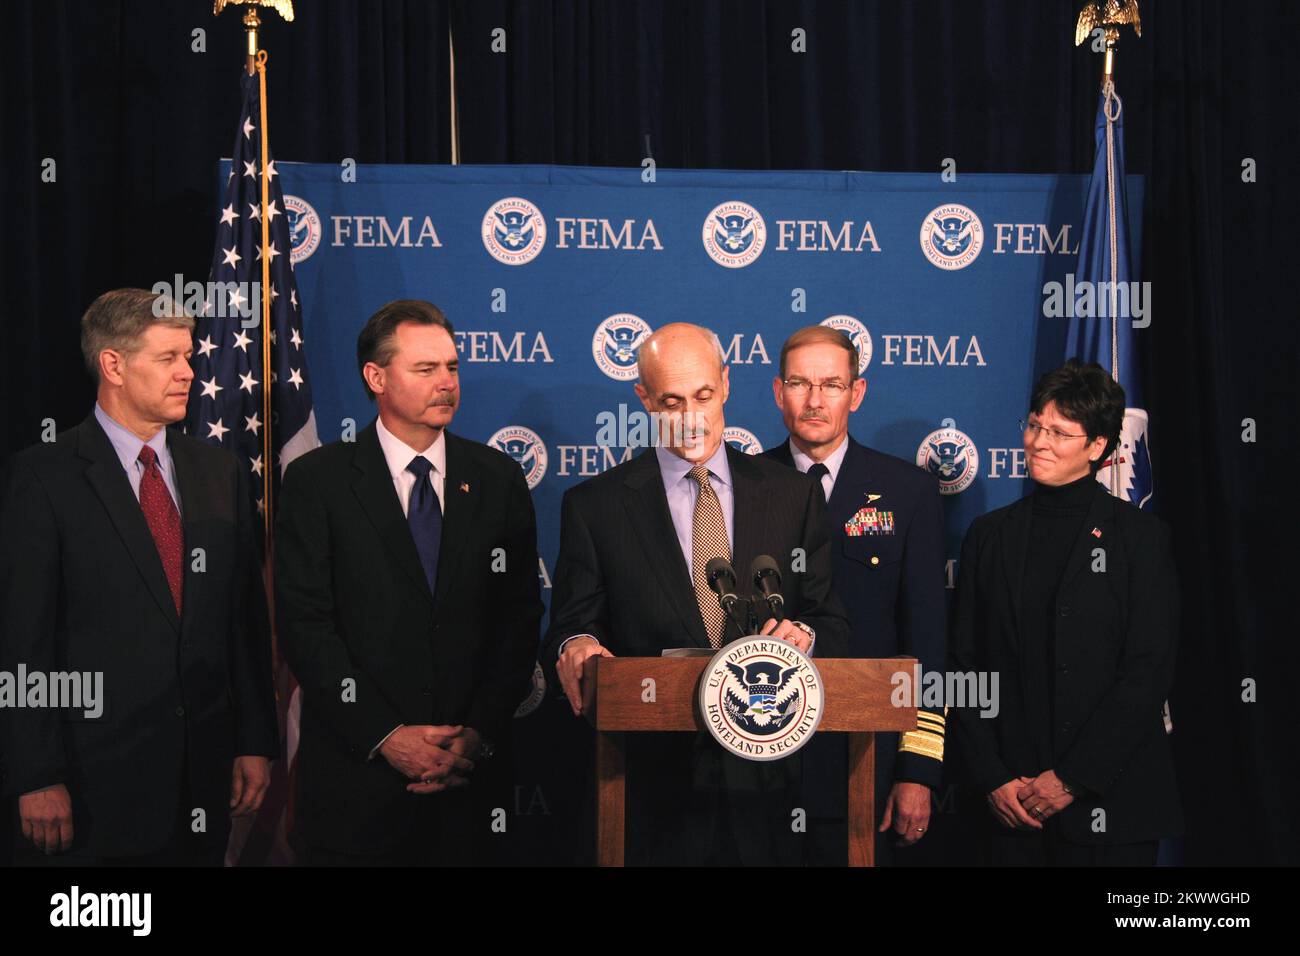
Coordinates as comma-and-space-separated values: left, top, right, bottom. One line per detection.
449, 21, 461, 164
255, 51, 275, 555
1075, 1, 1141, 496
217, 1, 289, 559
242, 5, 259, 75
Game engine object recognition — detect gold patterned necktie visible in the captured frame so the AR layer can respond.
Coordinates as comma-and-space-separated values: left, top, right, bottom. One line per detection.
689, 463, 731, 648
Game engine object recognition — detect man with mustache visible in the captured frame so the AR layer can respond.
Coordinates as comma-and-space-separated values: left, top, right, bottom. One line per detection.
543, 322, 849, 866
275, 299, 543, 865
762, 325, 948, 866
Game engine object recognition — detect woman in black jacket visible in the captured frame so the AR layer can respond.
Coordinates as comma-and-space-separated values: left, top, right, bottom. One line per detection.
948, 360, 1181, 866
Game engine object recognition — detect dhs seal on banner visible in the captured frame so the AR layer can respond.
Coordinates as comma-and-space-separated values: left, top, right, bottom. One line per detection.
920, 203, 984, 270
722, 426, 763, 455
916, 425, 978, 495
592, 314, 653, 381
284, 195, 321, 265
702, 200, 767, 268
700, 637, 824, 761
489, 425, 548, 489
819, 315, 873, 373
482, 197, 547, 265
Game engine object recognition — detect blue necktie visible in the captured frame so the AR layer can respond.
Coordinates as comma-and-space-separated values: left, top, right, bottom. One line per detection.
406, 456, 442, 595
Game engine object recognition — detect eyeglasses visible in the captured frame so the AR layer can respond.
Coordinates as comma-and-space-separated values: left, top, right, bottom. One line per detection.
1020, 418, 1087, 445
782, 378, 849, 397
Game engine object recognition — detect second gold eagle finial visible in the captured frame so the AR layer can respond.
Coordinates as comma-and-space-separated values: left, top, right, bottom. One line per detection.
213, 0, 296, 23
1075, 0, 1141, 48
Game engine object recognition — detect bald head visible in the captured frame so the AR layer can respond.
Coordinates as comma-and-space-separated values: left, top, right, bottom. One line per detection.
635, 323, 725, 387
633, 323, 730, 462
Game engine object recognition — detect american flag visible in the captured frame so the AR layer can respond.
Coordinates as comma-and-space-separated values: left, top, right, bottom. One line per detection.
185, 67, 317, 865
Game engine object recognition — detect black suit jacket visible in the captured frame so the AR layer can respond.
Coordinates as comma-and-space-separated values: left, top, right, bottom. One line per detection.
947, 480, 1183, 845
0, 412, 278, 856
542, 445, 849, 660
540, 445, 849, 864
763, 436, 947, 803
274, 422, 543, 856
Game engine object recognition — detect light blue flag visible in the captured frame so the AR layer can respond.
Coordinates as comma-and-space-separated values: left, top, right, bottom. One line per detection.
1066, 82, 1153, 509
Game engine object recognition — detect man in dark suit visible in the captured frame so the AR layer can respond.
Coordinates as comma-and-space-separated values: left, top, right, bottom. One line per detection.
275, 299, 543, 866
1, 288, 278, 865
948, 360, 1182, 865
761, 325, 948, 866
542, 322, 849, 866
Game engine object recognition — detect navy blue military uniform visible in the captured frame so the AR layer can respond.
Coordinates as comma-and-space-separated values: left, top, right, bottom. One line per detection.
762, 435, 947, 865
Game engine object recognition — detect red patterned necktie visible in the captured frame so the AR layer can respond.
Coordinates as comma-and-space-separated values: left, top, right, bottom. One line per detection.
137, 445, 183, 614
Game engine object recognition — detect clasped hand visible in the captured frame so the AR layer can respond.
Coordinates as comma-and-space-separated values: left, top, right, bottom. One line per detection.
380, 724, 480, 794
987, 769, 1074, 829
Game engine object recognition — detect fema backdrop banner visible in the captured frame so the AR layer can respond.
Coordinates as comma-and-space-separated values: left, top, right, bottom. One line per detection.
236, 162, 1143, 854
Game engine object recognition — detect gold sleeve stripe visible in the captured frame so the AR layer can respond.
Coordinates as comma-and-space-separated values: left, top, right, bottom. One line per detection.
916, 712, 947, 730
899, 729, 945, 761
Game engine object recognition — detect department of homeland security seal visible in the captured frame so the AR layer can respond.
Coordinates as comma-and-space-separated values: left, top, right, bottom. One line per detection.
482, 197, 547, 265
919, 203, 984, 270
1099, 407, 1153, 509
702, 200, 767, 268
818, 315, 873, 373
722, 426, 763, 455
699, 637, 824, 761
916, 425, 978, 495
489, 425, 548, 489
514, 662, 547, 718
592, 313, 653, 381
284, 195, 321, 265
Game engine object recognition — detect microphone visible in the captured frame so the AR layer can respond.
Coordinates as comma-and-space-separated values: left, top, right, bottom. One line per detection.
706, 557, 740, 613
751, 554, 785, 623
706, 557, 750, 640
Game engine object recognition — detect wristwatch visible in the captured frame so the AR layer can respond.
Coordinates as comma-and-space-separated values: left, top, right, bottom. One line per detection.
790, 621, 816, 645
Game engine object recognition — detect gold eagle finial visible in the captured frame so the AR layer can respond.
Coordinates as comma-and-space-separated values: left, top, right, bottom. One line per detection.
214, 0, 295, 23
1075, 0, 1141, 47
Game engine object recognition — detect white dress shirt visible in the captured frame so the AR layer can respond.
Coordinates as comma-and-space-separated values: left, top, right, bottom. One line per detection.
375, 415, 446, 516
94, 403, 182, 513
653, 441, 735, 570
788, 433, 850, 501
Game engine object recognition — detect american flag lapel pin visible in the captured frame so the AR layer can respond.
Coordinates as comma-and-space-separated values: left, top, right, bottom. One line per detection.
1091, 527, 1102, 538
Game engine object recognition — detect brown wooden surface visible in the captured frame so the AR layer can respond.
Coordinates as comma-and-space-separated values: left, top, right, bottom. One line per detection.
594, 730, 625, 867
847, 732, 876, 867
587, 655, 917, 732
583, 655, 916, 867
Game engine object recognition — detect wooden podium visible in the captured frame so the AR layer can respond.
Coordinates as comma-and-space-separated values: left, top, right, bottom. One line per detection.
583, 655, 916, 866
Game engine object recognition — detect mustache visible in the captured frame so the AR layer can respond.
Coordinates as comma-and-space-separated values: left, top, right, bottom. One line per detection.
799, 411, 829, 422
428, 395, 457, 407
